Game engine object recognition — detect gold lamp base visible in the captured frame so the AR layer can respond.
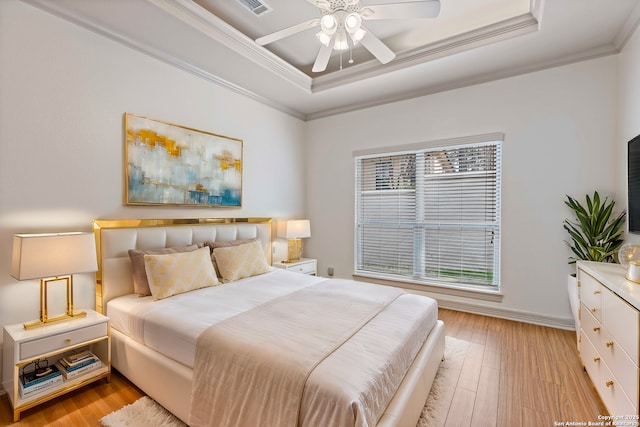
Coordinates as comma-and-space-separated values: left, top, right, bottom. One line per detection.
284, 238, 303, 263
23, 275, 86, 330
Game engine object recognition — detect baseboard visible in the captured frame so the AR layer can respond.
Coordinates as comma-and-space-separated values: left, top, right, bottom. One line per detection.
436, 299, 575, 330
355, 274, 576, 330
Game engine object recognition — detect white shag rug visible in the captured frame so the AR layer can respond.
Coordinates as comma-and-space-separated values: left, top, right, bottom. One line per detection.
100, 396, 187, 427
417, 336, 470, 426
100, 336, 469, 427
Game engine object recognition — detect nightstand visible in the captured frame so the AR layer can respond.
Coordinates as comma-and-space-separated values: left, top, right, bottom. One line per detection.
2, 309, 111, 421
273, 258, 317, 275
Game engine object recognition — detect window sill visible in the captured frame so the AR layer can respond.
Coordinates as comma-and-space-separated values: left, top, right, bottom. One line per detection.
352, 272, 503, 303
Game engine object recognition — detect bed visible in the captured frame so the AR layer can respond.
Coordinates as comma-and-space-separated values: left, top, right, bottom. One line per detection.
93, 218, 445, 427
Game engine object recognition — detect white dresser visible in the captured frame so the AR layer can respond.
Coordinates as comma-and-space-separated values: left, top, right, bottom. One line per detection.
577, 261, 640, 417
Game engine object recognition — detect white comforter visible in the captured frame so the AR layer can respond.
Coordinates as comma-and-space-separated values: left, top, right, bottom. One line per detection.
107, 269, 439, 427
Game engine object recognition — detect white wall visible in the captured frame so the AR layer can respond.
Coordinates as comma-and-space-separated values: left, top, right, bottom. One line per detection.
0, 0, 306, 350
617, 22, 640, 244
306, 56, 620, 326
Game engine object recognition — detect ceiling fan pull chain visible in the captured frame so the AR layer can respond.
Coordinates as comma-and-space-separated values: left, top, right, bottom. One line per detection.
340, 50, 343, 69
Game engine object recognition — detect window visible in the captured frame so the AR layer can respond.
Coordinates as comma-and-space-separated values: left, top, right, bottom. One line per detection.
354, 135, 502, 289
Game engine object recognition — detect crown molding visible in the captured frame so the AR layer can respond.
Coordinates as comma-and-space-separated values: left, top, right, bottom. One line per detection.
306, 44, 618, 121
311, 12, 540, 93
614, 0, 640, 50
154, 0, 313, 93
121, 0, 545, 98
21, 0, 306, 120
19, 0, 634, 123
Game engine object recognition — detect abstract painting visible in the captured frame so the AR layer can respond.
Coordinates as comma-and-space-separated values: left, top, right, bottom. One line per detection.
125, 113, 243, 207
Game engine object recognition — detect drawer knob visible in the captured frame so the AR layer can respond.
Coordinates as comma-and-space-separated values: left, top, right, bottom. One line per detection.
594, 290, 601, 295
593, 327, 600, 332
591, 308, 598, 313
593, 357, 600, 362
606, 341, 614, 348
605, 380, 614, 387
65, 338, 72, 344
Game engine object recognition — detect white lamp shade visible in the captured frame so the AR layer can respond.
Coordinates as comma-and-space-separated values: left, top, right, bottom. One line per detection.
278, 220, 311, 239
11, 232, 98, 280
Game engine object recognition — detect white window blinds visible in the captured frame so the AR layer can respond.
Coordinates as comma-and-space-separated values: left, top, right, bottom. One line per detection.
354, 138, 501, 288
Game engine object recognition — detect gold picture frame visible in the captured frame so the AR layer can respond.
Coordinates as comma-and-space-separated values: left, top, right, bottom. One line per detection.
125, 113, 243, 207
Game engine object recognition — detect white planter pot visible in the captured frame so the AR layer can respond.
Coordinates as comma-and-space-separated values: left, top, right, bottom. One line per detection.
567, 273, 579, 333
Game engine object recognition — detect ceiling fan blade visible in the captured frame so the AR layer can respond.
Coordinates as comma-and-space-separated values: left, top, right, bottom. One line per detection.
256, 18, 320, 46
312, 38, 335, 73
360, 29, 396, 64
361, 1, 441, 20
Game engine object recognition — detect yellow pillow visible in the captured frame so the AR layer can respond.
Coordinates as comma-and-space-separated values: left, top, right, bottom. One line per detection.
144, 246, 219, 300
213, 240, 270, 282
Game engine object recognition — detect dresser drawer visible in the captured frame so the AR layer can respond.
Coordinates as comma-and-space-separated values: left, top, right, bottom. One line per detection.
19, 323, 108, 361
580, 306, 603, 349
581, 331, 605, 386
580, 273, 603, 322
581, 333, 637, 416
602, 286, 639, 363
598, 327, 639, 406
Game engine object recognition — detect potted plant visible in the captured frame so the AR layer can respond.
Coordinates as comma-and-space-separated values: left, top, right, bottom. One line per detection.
563, 191, 626, 264
563, 191, 626, 332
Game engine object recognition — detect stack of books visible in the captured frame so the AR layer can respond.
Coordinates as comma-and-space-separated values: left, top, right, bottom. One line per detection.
19, 364, 63, 398
55, 351, 102, 380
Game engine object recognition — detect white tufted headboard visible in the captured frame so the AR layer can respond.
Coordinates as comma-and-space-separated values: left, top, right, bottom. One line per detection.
92, 218, 272, 314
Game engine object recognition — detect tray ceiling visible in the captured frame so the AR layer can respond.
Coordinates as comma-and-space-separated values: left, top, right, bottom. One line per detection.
20, 0, 640, 120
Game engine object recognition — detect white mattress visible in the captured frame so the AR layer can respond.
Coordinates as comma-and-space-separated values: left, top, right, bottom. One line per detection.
107, 269, 439, 426
107, 269, 325, 367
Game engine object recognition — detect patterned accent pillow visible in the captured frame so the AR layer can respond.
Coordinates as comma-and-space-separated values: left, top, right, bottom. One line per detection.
129, 244, 200, 296
213, 240, 270, 283
204, 238, 257, 278
144, 246, 219, 300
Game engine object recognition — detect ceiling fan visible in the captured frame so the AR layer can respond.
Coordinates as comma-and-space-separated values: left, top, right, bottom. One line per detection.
255, 0, 441, 73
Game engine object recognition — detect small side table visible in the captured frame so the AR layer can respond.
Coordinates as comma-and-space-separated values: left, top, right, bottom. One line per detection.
2, 309, 111, 421
273, 258, 317, 275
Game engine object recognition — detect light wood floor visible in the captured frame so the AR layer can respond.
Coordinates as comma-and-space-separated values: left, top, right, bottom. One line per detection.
0, 308, 606, 427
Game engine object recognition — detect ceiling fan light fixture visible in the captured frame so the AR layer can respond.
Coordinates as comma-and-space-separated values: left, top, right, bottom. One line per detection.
316, 31, 333, 47
320, 14, 337, 34
334, 31, 349, 51
344, 12, 365, 44
345, 13, 361, 33
349, 27, 366, 44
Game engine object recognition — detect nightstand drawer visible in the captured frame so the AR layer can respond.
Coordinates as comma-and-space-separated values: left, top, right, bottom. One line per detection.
292, 260, 317, 275
273, 258, 317, 275
20, 323, 107, 361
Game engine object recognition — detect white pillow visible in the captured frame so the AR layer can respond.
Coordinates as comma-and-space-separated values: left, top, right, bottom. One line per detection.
144, 246, 219, 300
213, 240, 270, 282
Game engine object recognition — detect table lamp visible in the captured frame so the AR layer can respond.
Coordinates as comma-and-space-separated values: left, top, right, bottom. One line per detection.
619, 243, 640, 283
278, 220, 311, 263
11, 232, 98, 329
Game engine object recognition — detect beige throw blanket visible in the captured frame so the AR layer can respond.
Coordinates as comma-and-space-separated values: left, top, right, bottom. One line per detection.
188, 279, 404, 427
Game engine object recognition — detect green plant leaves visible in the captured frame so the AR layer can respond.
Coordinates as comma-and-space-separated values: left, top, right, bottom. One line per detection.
563, 191, 626, 264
